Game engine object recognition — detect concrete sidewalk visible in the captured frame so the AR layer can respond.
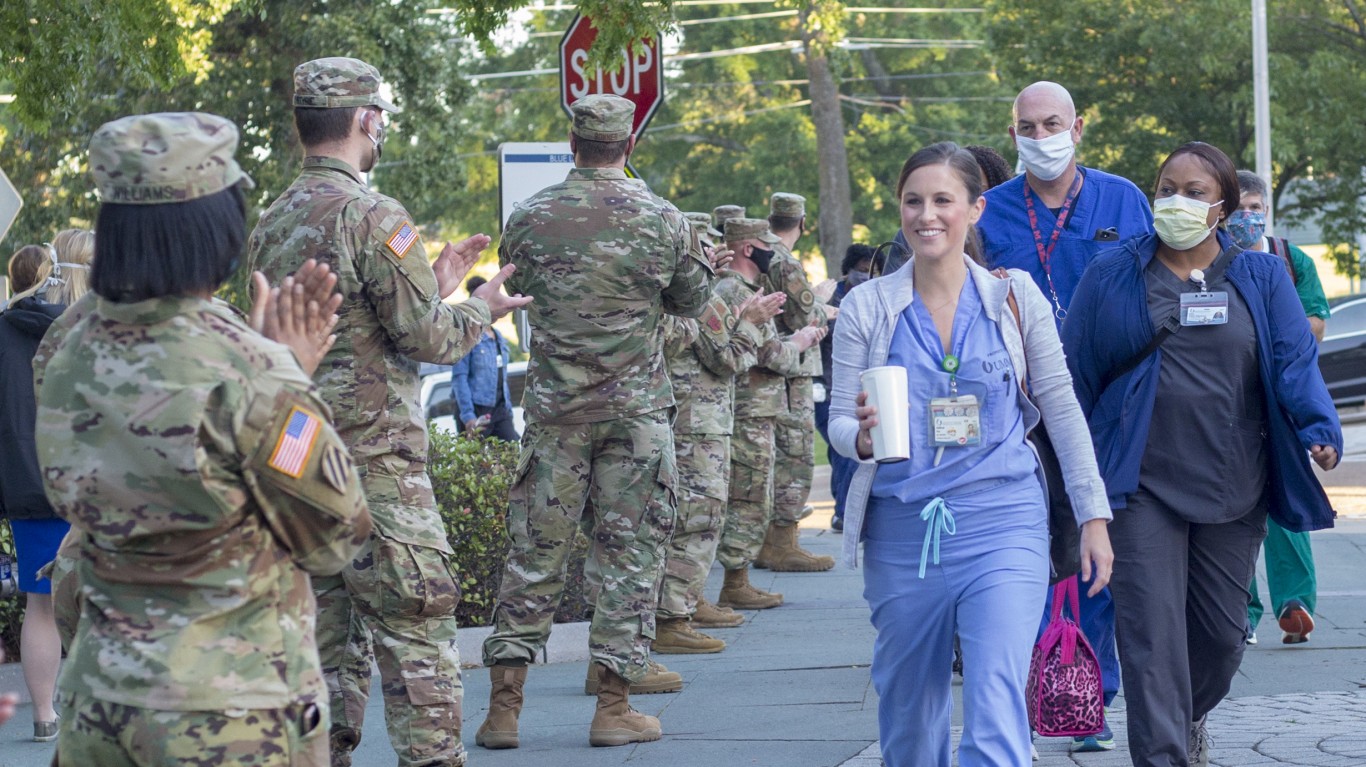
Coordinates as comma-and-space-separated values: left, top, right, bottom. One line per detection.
7, 465, 1366, 766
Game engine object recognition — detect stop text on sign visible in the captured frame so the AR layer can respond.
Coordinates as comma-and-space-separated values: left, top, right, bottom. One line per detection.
565, 44, 655, 100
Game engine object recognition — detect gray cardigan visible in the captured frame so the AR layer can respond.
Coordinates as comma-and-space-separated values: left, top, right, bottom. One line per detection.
829, 256, 1112, 568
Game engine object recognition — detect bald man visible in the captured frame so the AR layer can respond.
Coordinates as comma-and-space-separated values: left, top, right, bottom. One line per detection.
975, 81, 1153, 754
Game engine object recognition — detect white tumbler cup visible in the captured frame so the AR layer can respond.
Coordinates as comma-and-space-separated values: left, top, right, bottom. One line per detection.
860, 365, 910, 463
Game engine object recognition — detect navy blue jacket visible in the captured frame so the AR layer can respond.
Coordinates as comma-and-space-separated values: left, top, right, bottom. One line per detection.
0, 297, 64, 520
1060, 233, 1341, 532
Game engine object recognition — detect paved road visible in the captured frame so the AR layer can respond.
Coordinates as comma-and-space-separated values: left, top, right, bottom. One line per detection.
6, 465, 1366, 766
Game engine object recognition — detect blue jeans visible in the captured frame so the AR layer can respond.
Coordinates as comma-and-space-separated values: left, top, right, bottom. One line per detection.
814, 398, 855, 519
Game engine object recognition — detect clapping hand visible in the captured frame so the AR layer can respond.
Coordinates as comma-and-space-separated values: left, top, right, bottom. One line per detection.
249, 259, 342, 376
735, 288, 786, 325
434, 234, 492, 299
791, 319, 827, 352
706, 245, 734, 271
471, 264, 534, 321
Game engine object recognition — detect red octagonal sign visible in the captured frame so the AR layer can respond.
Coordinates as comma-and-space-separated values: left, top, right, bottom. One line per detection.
560, 14, 664, 139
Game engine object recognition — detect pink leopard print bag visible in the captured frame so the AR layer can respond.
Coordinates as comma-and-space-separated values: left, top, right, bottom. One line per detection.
1026, 578, 1104, 737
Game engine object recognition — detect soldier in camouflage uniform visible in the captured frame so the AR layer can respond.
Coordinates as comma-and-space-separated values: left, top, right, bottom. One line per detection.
477, 94, 714, 749
35, 112, 371, 766
756, 192, 836, 572
713, 204, 746, 233
247, 58, 530, 767
712, 218, 826, 610
652, 214, 786, 651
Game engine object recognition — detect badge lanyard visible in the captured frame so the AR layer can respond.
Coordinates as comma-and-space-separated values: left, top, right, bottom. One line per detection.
929, 343, 981, 467
1180, 267, 1229, 327
1023, 170, 1084, 320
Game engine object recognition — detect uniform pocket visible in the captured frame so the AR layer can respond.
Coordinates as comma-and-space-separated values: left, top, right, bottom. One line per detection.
371, 538, 462, 620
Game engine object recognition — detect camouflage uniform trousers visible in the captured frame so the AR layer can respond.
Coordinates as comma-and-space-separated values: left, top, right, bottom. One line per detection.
55, 693, 327, 766
657, 434, 730, 619
715, 416, 776, 570
773, 376, 816, 524
483, 409, 677, 682
314, 466, 465, 767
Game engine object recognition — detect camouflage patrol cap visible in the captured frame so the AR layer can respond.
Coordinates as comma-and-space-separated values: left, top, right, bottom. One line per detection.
294, 57, 402, 113
712, 204, 746, 230
684, 212, 723, 240
770, 192, 806, 218
725, 217, 780, 245
570, 95, 635, 141
89, 112, 255, 205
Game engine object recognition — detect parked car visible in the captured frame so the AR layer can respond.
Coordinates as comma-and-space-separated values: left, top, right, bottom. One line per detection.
1319, 294, 1366, 405
419, 361, 528, 436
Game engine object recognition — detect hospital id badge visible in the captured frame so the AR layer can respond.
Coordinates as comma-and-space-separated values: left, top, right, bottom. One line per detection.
928, 395, 982, 448
1180, 291, 1229, 326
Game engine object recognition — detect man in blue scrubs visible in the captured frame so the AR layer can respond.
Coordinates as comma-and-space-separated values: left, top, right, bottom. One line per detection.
977, 81, 1153, 753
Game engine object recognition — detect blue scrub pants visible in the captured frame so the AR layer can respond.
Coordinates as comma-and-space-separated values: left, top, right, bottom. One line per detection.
862, 481, 1048, 767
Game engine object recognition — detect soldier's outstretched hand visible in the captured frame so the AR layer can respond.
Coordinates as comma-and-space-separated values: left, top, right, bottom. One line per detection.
249, 260, 342, 376
736, 288, 785, 326
473, 263, 534, 321
434, 234, 492, 299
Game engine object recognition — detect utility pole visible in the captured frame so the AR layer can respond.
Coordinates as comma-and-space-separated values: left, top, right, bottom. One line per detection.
1252, 0, 1273, 234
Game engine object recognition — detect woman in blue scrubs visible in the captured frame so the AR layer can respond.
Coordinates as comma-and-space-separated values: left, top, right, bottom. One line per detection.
829, 142, 1114, 767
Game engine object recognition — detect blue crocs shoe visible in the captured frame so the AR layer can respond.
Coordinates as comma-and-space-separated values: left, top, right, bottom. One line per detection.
1070, 718, 1115, 752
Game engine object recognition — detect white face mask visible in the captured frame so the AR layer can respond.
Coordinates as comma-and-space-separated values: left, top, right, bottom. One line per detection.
1153, 194, 1223, 251
1015, 128, 1075, 182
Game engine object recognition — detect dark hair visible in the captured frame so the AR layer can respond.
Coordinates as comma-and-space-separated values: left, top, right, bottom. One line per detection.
7, 244, 48, 295
574, 136, 630, 166
466, 275, 487, 295
93, 184, 247, 303
964, 145, 1014, 190
1154, 142, 1241, 224
842, 243, 877, 275
768, 214, 802, 235
1236, 169, 1268, 200
895, 142, 986, 264
295, 106, 359, 147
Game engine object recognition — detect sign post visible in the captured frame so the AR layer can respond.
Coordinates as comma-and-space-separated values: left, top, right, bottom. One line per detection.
0, 166, 22, 248
559, 14, 664, 145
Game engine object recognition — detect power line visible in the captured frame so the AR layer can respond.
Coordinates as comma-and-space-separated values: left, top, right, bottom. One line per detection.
647, 99, 813, 133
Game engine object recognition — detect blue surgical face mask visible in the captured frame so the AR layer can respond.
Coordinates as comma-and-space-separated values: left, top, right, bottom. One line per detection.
1226, 210, 1266, 250
847, 269, 871, 287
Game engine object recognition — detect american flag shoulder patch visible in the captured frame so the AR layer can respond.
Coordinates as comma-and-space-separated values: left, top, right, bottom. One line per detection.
386, 221, 418, 259
267, 406, 323, 478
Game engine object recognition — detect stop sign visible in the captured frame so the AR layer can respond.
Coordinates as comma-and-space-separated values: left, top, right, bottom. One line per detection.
560, 14, 664, 139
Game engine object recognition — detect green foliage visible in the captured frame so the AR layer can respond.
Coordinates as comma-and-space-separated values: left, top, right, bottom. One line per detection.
428, 429, 593, 627
0, 522, 22, 661
982, 0, 1366, 274
429, 430, 519, 627
447, 0, 678, 71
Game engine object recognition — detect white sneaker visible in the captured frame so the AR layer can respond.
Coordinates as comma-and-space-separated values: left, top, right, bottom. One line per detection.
1247, 631, 1258, 645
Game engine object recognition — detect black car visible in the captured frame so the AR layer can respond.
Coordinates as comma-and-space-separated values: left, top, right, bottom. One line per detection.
1319, 295, 1366, 405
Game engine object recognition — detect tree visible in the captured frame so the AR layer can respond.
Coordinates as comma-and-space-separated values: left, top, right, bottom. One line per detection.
982, 0, 1366, 276
797, 0, 855, 274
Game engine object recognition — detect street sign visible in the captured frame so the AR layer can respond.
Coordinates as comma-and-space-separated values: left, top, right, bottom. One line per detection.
559, 13, 664, 139
0, 166, 22, 247
497, 142, 575, 231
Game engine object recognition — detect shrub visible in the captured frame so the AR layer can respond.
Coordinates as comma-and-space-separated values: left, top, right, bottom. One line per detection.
428, 429, 593, 628
0, 522, 24, 660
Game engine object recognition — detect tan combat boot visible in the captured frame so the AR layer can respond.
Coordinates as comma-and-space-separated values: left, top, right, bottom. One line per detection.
583, 658, 682, 695
654, 617, 726, 654
475, 664, 527, 749
589, 664, 663, 747
755, 521, 835, 572
716, 566, 783, 609
692, 598, 745, 628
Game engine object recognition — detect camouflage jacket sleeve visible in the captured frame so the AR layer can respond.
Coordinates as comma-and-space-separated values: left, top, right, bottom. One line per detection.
31, 291, 97, 396
234, 361, 372, 576
354, 197, 491, 364
694, 294, 762, 378
767, 251, 827, 334
759, 326, 805, 377
661, 314, 700, 359
660, 207, 715, 318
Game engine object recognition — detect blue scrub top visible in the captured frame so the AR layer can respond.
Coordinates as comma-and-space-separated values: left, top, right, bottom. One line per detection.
871, 276, 1038, 503
977, 167, 1154, 328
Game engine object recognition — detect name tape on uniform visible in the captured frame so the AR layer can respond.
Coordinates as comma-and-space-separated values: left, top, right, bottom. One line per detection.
268, 406, 323, 478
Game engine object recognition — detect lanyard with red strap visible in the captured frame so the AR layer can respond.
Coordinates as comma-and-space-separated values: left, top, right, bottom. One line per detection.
1023, 170, 1083, 319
